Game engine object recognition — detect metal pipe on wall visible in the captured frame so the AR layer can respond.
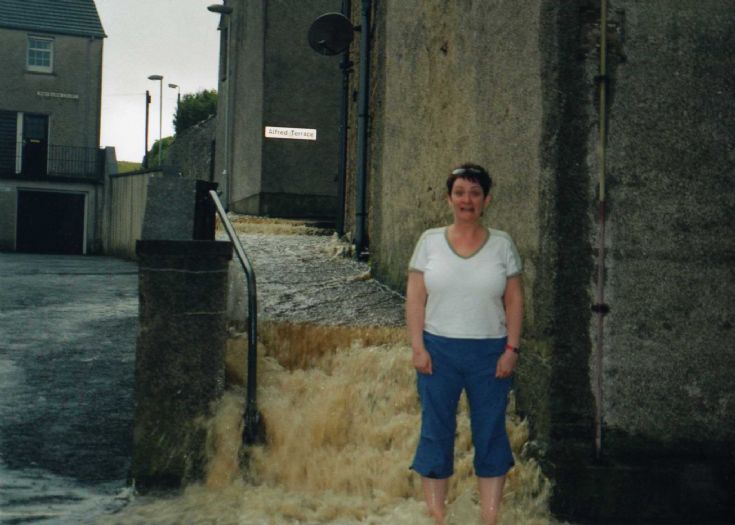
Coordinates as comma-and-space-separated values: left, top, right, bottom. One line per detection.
354, 0, 371, 257
336, 0, 352, 236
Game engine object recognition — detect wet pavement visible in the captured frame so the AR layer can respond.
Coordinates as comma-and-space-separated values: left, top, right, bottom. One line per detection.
236, 233, 405, 327
0, 253, 139, 523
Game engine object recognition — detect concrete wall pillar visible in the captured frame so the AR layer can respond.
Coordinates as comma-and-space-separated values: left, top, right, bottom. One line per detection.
132, 240, 232, 491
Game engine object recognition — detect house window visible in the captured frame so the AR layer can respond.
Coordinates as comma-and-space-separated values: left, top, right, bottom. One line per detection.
27, 36, 54, 73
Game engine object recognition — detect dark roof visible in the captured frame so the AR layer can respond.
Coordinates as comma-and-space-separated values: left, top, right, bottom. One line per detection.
0, 0, 105, 38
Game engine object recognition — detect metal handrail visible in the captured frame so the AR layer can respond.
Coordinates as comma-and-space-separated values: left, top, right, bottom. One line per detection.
209, 190, 264, 445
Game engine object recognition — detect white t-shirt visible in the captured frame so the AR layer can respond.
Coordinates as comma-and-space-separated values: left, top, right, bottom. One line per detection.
408, 227, 522, 339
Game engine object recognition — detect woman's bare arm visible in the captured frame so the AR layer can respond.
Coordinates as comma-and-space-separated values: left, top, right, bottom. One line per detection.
406, 270, 432, 374
497, 275, 523, 378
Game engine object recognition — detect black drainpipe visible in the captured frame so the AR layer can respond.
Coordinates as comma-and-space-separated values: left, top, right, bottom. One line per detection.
336, 0, 353, 236
354, 0, 371, 258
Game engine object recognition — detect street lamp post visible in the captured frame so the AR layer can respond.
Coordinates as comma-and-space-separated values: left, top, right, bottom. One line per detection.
168, 83, 181, 123
143, 90, 151, 168
207, 3, 232, 13
168, 83, 181, 106
168, 83, 181, 135
148, 74, 163, 167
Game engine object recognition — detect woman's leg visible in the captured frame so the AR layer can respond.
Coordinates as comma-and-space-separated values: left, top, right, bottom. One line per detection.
422, 476, 449, 524
463, 339, 513, 524
411, 333, 463, 521
478, 475, 505, 525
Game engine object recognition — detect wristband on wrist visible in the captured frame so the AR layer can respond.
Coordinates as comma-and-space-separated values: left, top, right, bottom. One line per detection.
504, 344, 519, 354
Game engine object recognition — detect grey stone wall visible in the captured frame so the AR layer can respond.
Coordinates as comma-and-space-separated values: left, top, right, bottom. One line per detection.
220, 0, 264, 212
141, 176, 199, 241
360, 1, 561, 443
601, 1, 735, 452
165, 116, 216, 182
133, 240, 231, 490
366, 0, 547, 297
218, 0, 342, 218
258, 0, 342, 218
350, 0, 735, 521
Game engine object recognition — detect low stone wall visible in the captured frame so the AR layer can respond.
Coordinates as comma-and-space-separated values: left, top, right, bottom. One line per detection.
166, 116, 216, 182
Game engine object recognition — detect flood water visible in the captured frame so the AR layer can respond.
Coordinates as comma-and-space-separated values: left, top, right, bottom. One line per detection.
103, 324, 556, 525
0, 246, 557, 524
0, 254, 138, 523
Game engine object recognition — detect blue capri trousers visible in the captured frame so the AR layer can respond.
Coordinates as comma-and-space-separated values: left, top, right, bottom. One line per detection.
410, 331, 514, 479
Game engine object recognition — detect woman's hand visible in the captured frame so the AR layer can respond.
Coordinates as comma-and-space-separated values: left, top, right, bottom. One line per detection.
495, 350, 518, 379
413, 347, 433, 375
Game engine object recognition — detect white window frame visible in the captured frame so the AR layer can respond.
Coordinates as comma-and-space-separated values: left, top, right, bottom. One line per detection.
15, 113, 23, 174
27, 35, 54, 73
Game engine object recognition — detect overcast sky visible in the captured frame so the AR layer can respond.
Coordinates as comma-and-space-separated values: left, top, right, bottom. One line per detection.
95, 0, 221, 162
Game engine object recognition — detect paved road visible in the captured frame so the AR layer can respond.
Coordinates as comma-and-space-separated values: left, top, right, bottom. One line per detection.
0, 253, 139, 523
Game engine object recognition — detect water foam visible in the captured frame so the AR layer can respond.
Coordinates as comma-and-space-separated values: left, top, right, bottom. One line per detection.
107, 329, 558, 524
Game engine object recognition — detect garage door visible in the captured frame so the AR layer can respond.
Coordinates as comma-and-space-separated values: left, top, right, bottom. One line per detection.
16, 190, 85, 254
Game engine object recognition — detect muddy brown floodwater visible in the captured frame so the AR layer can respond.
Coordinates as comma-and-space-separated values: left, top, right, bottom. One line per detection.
104, 218, 560, 525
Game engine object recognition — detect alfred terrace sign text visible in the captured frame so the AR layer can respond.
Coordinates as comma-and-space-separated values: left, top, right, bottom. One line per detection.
264, 126, 317, 141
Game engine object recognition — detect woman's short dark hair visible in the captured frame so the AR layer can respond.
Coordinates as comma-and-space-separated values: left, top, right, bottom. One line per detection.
446, 163, 492, 197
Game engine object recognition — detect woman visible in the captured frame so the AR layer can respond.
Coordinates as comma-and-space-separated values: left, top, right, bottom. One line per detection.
406, 163, 523, 525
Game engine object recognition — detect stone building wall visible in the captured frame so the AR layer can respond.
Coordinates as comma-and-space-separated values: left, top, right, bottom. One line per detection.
215, 0, 343, 219
355, 0, 561, 447
599, 0, 735, 454
344, 0, 735, 521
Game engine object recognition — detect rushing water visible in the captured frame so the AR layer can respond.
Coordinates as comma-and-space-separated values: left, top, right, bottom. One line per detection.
1, 249, 557, 524
103, 325, 556, 525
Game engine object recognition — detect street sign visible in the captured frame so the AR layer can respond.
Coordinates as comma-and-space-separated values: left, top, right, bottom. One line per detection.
264, 126, 317, 141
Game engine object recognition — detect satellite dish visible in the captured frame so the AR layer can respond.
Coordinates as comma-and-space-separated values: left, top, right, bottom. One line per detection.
308, 12, 354, 56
